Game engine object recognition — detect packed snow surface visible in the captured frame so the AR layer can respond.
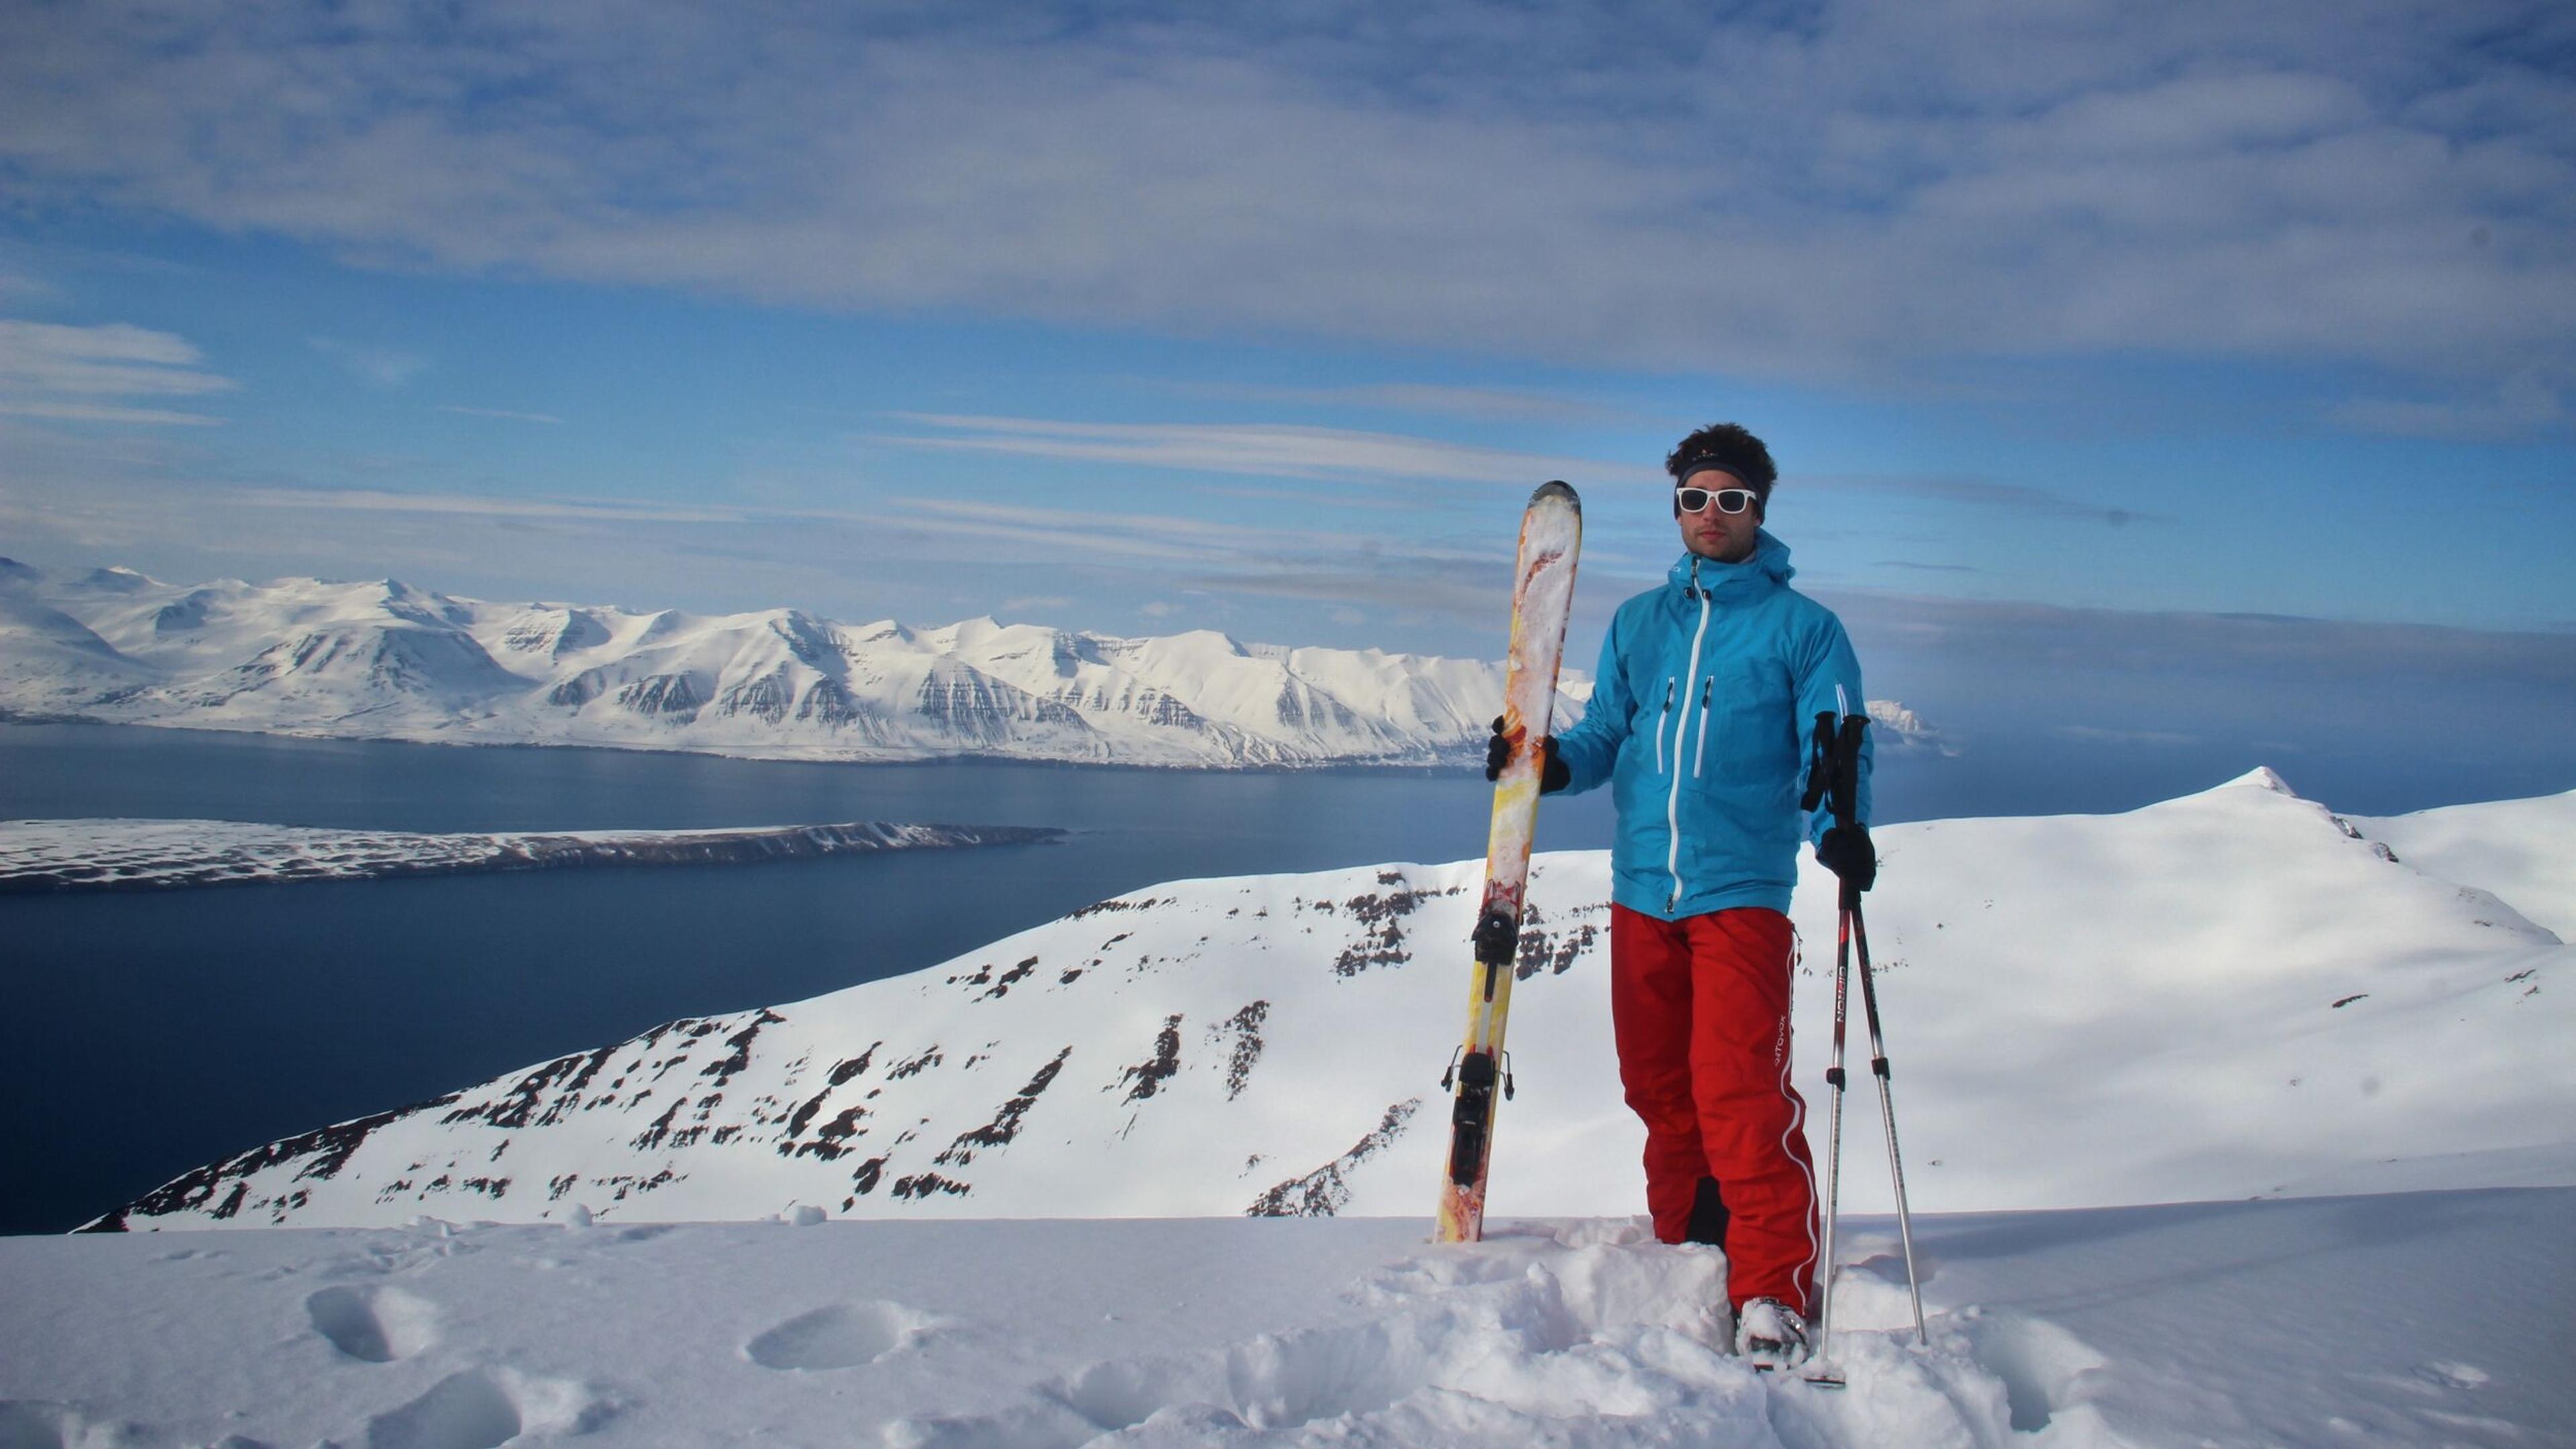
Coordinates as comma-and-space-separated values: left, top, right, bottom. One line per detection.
99, 767, 2573, 1233
0, 557, 1945, 766
0, 818, 1063, 892
4, 1191, 2569, 1446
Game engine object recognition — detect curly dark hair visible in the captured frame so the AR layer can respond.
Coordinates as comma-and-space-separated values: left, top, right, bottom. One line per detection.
1664, 423, 1777, 511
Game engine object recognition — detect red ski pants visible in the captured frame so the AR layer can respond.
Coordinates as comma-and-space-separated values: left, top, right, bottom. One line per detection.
1610, 903, 1819, 1314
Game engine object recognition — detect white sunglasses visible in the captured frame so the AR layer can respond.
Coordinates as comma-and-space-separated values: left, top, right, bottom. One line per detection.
1676, 484, 1758, 515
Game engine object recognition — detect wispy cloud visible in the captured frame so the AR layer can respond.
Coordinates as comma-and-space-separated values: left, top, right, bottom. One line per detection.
1813, 473, 2166, 527
877, 413, 1638, 488
1159, 379, 1638, 425
9, 7, 2566, 406
309, 337, 427, 387
0, 318, 233, 425
2329, 371, 2568, 442
437, 405, 565, 425
227, 488, 745, 525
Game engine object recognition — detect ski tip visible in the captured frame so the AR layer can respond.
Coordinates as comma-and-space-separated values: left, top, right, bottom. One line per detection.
1530, 479, 1580, 511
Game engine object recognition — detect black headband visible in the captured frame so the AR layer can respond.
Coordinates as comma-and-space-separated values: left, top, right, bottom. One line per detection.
1673, 455, 1752, 488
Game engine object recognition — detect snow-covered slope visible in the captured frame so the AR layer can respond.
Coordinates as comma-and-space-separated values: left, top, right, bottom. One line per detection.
0, 818, 1063, 892
2351, 789, 2576, 938
0, 557, 1947, 766
7, 1190, 2571, 1448
97, 769, 2571, 1232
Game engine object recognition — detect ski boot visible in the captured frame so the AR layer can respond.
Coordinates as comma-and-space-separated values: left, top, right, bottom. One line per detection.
1735, 1297, 1811, 1371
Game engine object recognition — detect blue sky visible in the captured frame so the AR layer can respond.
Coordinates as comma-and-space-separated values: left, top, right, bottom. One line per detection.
2, 1, 2572, 803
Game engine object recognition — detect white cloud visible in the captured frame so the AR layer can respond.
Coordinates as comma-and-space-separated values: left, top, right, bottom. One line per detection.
3, 5, 2568, 403
1160, 380, 1637, 425
0, 400, 226, 426
0, 317, 233, 425
878, 413, 1640, 488
226, 487, 751, 525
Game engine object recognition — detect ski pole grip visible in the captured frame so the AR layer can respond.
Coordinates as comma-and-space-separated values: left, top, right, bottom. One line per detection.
1800, 712, 1836, 814
1831, 714, 1867, 831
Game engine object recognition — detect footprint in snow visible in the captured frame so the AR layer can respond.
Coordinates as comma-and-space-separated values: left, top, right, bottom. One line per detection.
307, 1283, 441, 1363
746, 1301, 940, 1371
362, 1366, 610, 1449
1954, 1309, 2108, 1434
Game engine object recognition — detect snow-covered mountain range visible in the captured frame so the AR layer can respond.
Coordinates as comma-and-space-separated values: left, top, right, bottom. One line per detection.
95, 769, 2572, 1233
0, 557, 1531, 766
0, 557, 1937, 766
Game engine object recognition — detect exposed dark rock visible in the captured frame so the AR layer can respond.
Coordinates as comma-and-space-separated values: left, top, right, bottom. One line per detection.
828, 1045, 881, 1087
441, 1045, 618, 1130
980, 956, 1040, 1001
1208, 1001, 1270, 1101
1246, 1099, 1421, 1218
83, 1090, 466, 1230
630, 1097, 688, 1152
1069, 897, 1162, 919
700, 1010, 786, 1085
934, 1047, 1074, 1167
1110, 1016, 1184, 1104
617, 672, 704, 720
887, 1047, 944, 1081
890, 1172, 971, 1199
716, 664, 797, 724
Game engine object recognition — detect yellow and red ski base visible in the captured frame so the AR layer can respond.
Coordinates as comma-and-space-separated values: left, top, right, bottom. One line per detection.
1435, 480, 1581, 1244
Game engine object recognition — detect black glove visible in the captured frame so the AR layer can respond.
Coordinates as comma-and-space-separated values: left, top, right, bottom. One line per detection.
1815, 823, 1876, 892
1485, 716, 1568, 794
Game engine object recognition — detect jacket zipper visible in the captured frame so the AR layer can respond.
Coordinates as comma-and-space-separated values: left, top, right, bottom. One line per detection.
1666, 564, 1712, 912
1692, 676, 1713, 777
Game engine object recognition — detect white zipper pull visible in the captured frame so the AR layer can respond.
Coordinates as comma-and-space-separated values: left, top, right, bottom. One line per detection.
1692, 676, 1713, 777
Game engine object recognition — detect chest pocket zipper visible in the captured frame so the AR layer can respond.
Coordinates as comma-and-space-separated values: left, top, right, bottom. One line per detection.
1691, 676, 1713, 777
1653, 678, 1674, 773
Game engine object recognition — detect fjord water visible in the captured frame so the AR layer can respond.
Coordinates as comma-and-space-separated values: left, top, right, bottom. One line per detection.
2, 724, 1627, 1234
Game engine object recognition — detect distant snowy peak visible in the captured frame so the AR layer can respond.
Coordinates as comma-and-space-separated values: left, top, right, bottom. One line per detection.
0, 556, 1940, 769
1864, 698, 1945, 752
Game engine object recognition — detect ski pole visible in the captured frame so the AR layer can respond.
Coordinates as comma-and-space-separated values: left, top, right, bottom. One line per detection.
1807, 710, 1855, 1371
1807, 711, 1928, 1377
1849, 897, 1927, 1348
1814, 878, 1855, 1367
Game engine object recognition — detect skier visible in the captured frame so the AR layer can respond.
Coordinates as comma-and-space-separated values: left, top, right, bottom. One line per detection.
1486, 423, 1874, 1368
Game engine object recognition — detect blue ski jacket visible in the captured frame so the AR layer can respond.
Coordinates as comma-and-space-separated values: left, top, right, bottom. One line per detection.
1553, 532, 1871, 920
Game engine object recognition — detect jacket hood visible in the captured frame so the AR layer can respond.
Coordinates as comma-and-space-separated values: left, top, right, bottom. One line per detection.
1666, 530, 1794, 600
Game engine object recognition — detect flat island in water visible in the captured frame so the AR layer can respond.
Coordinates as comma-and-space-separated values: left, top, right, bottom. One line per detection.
0, 818, 1065, 893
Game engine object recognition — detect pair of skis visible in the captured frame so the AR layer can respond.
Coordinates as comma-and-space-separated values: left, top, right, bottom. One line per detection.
1435, 480, 1581, 1244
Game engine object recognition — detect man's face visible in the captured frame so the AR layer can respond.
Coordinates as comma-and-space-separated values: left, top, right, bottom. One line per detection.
1676, 468, 1762, 564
